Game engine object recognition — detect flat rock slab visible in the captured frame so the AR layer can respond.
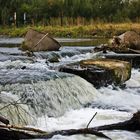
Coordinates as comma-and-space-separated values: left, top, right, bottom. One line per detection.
103, 53, 140, 68
59, 59, 131, 88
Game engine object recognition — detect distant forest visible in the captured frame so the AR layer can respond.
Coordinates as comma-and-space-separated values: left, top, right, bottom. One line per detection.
0, 0, 140, 26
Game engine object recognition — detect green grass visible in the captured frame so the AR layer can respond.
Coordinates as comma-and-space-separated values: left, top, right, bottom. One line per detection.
0, 23, 140, 38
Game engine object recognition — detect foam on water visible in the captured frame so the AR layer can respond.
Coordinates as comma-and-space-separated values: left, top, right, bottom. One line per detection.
0, 59, 52, 71
37, 108, 130, 131
35, 108, 140, 140
0, 70, 99, 118
91, 69, 140, 112
95, 86, 140, 112
0, 91, 32, 125
60, 51, 102, 64
126, 69, 140, 87
31, 69, 140, 140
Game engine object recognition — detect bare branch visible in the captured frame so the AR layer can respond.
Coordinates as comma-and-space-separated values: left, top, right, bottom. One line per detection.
86, 112, 97, 128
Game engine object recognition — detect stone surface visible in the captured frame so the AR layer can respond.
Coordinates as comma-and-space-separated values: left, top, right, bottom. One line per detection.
103, 53, 140, 68
21, 29, 61, 52
95, 31, 140, 54
109, 31, 140, 50
59, 59, 131, 88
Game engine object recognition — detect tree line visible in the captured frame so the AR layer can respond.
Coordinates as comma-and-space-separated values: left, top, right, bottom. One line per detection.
0, 0, 140, 26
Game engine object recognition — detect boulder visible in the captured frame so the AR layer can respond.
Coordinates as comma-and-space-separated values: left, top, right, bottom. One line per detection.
59, 59, 131, 88
110, 31, 140, 50
94, 31, 140, 54
21, 29, 61, 52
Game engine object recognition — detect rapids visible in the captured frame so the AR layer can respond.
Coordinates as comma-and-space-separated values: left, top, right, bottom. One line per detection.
0, 38, 140, 140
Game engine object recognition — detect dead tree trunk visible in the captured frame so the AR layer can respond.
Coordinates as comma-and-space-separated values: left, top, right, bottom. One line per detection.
94, 111, 140, 131
0, 127, 111, 140
0, 128, 34, 140
1, 111, 140, 140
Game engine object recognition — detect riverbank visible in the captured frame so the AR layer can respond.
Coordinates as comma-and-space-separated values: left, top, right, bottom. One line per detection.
0, 23, 140, 38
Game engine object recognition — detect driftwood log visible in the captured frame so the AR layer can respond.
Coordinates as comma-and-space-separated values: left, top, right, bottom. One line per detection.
0, 126, 111, 140
94, 111, 140, 131
1, 111, 140, 140
94, 44, 140, 68
0, 116, 9, 125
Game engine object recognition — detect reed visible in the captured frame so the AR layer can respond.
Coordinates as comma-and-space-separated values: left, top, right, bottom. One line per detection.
0, 23, 140, 38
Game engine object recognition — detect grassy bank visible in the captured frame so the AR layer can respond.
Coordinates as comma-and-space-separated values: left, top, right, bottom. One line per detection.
0, 23, 140, 38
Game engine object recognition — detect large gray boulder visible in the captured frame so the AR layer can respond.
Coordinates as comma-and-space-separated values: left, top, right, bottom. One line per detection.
21, 29, 61, 52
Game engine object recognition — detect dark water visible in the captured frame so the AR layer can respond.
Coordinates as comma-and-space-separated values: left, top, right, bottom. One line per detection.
0, 37, 108, 47
58, 38, 108, 46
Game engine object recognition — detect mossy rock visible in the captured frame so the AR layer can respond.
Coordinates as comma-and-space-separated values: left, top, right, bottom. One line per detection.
80, 59, 131, 84
59, 59, 131, 87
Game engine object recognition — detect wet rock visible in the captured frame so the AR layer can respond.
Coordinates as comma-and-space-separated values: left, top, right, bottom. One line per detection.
110, 31, 140, 50
59, 59, 131, 88
21, 29, 61, 52
21, 66, 26, 70
45, 52, 60, 63
94, 31, 140, 54
103, 53, 140, 68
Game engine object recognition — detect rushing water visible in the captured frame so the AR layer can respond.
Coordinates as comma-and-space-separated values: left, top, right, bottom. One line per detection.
0, 38, 140, 140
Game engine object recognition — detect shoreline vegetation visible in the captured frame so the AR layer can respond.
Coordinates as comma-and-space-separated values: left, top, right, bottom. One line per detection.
0, 23, 140, 38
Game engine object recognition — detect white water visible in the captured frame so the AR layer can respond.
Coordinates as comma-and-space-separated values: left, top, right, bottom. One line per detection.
31, 69, 140, 140
95, 69, 140, 112
35, 108, 140, 140
0, 91, 31, 125
0, 38, 140, 139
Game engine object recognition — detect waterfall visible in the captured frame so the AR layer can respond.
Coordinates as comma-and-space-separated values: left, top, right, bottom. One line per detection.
0, 69, 99, 125
0, 91, 31, 125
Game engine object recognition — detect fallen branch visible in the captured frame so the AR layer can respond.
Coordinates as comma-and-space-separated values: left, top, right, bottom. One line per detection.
94, 111, 140, 131
1, 111, 140, 140
0, 124, 46, 133
0, 116, 9, 125
0, 128, 35, 140
35, 128, 111, 139
0, 97, 22, 111
87, 112, 97, 128
0, 125, 111, 140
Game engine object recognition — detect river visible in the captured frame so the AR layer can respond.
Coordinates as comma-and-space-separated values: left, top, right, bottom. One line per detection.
0, 37, 140, 140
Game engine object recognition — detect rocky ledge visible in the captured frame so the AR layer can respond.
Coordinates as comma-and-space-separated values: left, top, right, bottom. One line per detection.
59, 59, 131, 88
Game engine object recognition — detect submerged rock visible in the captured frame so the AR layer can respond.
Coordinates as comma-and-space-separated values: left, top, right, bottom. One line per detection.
59, 59, 131, 88
21, 29, 61, 52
